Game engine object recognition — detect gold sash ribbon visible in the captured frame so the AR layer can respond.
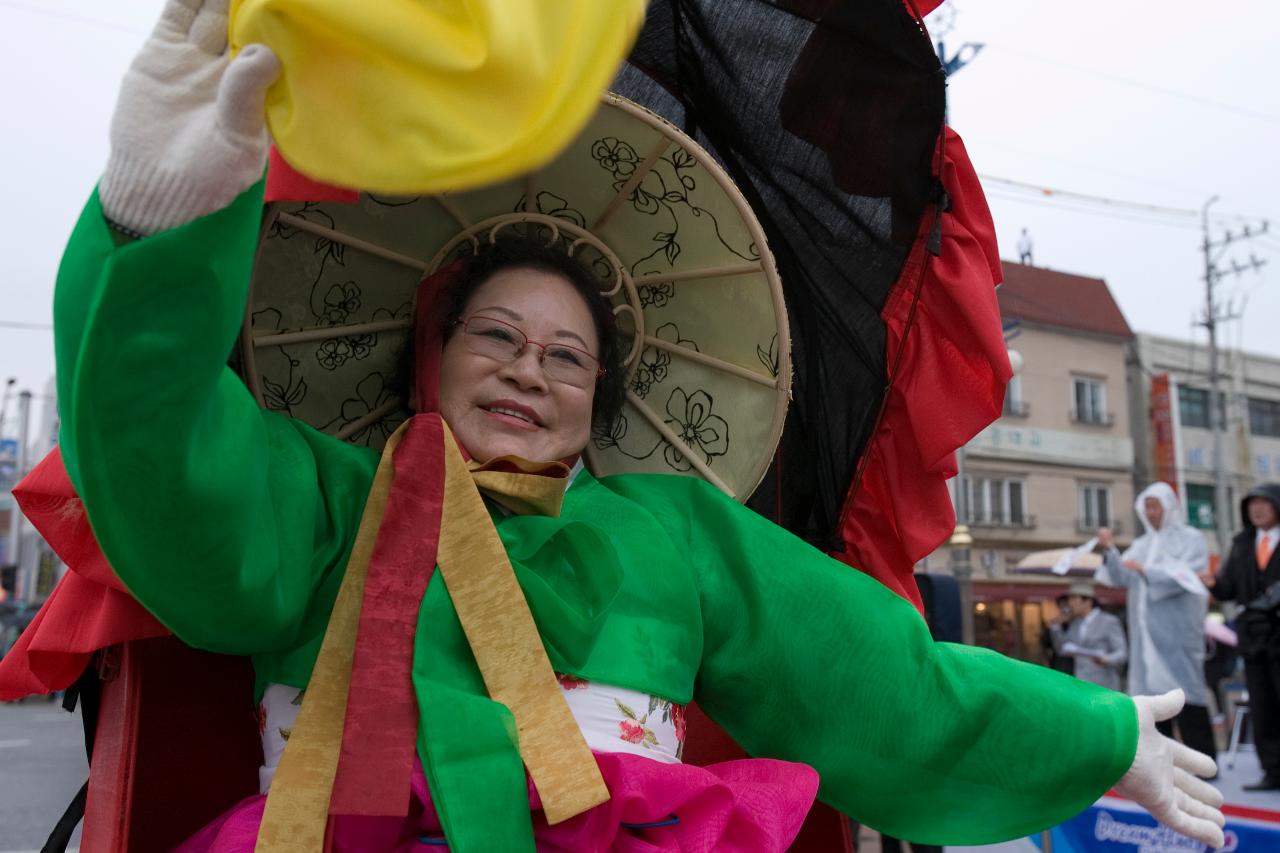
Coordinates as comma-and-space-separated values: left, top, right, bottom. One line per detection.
439, 430, 608, 824
255, 422, 607, 852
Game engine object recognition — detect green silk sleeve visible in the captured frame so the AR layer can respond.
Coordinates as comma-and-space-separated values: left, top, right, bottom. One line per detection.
53, 185, 376, 659
629, 476, 1137, 845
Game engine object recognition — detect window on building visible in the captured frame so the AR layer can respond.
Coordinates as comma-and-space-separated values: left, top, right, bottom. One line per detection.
1003, 374, 1029, 417
963, 475, 1029, 526
1072, 377, 1108, 425
1079, 483, 1112, 528
1179, 386, 1211, 429
1009, 480, 1026, 523
969, 476, 987, 521
1249, 397, 1280, 438
1184, 483, 1217, 530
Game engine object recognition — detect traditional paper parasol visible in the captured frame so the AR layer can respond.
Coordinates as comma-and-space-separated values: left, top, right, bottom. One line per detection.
241, 94, 790, 501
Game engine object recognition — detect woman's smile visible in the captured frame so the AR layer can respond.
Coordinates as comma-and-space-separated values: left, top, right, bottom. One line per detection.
480, 398, 544, 430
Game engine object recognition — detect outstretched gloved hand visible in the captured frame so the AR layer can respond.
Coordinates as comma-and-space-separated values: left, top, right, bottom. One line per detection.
1115, 689, 1225, 848
98, 0, 277, 235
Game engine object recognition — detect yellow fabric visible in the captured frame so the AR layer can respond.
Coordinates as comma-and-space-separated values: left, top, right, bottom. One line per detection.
228, 0, 647, 193
255, 421, 409, 853
439, 430, 610, 824
469, 456, 572, 517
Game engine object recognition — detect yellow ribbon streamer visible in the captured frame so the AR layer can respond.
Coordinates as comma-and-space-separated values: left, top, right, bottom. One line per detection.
439, 431, 609, 824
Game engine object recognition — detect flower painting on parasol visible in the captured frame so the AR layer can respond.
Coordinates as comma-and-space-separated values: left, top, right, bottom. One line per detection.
242, 94, 791, 501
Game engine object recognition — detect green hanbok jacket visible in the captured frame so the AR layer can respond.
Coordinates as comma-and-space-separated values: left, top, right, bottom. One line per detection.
52, 181, 1137, 847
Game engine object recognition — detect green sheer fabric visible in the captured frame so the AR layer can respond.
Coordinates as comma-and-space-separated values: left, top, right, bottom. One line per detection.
53, 186, 1137, 849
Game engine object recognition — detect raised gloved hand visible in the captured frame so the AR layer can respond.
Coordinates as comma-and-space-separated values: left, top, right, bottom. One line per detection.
1115, 689, 1225, 848
98, 0, 278, 235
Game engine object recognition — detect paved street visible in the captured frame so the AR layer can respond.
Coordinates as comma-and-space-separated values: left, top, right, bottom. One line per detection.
0, 698, 85, 852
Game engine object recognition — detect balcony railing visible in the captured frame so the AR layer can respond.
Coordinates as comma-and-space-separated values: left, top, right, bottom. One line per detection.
968, 514, 1037, 530
1003, 399, 1031, 418
1070, 409, 1115, 427
1077, 519, 1123, 535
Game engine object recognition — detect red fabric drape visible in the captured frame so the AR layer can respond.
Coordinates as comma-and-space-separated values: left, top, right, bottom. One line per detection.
832, 127, 1007, 612
265, 146, 358, 204
906, 0, 946, 17
0, 448, 170, 700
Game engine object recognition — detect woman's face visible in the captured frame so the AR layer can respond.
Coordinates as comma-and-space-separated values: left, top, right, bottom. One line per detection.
438, 267, 599, 463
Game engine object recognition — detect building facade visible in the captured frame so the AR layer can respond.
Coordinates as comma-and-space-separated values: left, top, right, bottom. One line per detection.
924, 262, 1136, 663
1129, 332, 1280, 553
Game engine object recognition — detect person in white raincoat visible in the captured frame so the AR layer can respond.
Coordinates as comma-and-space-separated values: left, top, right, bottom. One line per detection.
1096, 482, 1216, 763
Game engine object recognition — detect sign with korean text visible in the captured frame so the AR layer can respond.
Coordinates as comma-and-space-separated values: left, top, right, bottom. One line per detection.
967, 425, 1134, 469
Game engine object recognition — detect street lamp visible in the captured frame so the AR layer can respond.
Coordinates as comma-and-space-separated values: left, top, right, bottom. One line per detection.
950, 524, 974, 645
6, 389, 31, 598
0, 377, 16, 436
937, 40, 985, 77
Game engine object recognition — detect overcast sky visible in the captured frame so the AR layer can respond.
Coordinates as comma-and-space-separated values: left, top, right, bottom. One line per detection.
2, 0, 1278, 427
933, 1, 1279, 361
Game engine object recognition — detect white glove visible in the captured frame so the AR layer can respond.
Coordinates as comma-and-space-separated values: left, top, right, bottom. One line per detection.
98, 0, 278, 235
1115, 689, 1225, 848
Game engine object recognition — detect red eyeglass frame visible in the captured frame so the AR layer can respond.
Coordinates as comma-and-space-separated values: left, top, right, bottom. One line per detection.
457, 314, 607, 380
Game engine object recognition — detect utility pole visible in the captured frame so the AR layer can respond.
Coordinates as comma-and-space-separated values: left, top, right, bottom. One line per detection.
1201, 196, 1269, 552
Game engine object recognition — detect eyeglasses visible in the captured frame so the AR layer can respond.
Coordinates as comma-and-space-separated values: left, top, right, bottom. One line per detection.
458, 314, 604, 388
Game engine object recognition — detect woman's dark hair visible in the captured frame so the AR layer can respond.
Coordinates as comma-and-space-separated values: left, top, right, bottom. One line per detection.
405, 233, 627, 434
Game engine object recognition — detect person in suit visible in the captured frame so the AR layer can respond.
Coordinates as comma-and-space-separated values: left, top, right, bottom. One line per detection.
1049, 583, 1127, 691
1201, 483, 1280, 791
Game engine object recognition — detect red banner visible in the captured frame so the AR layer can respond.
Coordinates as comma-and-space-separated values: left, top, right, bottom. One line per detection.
1151, 373, 1179, 494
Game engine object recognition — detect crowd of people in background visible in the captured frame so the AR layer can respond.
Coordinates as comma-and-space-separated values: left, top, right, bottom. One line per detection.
1041, 480, 1280, 792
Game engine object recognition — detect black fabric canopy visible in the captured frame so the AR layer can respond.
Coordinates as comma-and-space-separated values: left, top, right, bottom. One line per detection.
615, 0, 945, 547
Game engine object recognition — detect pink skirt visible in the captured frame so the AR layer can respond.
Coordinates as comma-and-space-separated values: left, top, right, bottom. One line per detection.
174, 752, 818, 852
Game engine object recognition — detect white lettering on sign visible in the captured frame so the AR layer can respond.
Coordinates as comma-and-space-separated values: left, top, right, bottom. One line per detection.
1093, 810, 1236, 853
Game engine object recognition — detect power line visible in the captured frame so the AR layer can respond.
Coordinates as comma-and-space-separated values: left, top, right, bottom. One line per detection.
980, 175, 1268, 223
988, 42, 1280, 125
985, 194, 1198, 230
0, 321, 53, 331
1, 0, 148, 37
983, 189, 1206, 231
966, 135, 1217, 198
